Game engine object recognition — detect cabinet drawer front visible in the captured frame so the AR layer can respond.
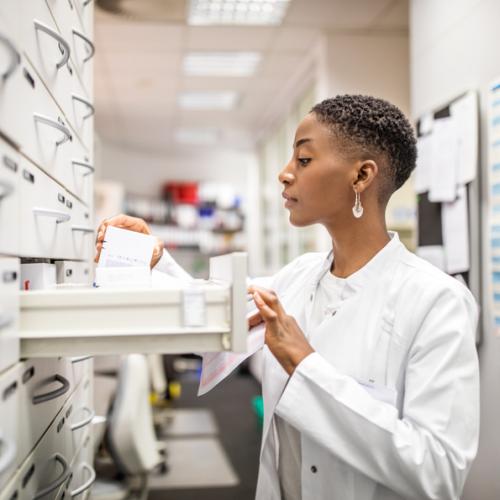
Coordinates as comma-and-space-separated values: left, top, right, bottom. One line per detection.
0, 259, 20, 373
3, 386, 81, 500
0, 141, 20, 256
0, 363, 21, 490
16, 358, 76, 468
55, 261, 93, 285
18, 162, 73, 260
68, 197, 94, 261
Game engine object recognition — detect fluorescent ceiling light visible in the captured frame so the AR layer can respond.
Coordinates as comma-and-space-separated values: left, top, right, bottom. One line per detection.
183, 52, 262, 77
174, 128, 219, 145
188, 0, 291, 26
178, 91, 239, 110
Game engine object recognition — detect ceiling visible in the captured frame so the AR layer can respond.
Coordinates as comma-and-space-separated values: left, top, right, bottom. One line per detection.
94, 0, 408, 153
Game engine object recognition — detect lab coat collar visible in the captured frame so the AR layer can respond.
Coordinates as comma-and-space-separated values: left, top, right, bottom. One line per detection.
313, 231, 402, 295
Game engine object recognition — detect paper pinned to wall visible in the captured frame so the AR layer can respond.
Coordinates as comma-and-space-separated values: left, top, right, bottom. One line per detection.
450, 91, 478, 184
98, 226, 157, 268
442, 185, 470, 274
416, 245, 446, 271
414, 134, 433, 194
428, 117, 459, 203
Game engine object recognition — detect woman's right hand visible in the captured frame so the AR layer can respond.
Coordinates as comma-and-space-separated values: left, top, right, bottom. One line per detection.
94, 213, 164, 268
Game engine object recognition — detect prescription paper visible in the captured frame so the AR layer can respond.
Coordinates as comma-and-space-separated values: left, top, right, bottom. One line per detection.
98, 226, 157, 268
198, 304, 265, 396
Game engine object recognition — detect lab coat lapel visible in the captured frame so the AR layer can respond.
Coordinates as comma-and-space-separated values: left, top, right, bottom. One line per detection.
260, 253, 332, 458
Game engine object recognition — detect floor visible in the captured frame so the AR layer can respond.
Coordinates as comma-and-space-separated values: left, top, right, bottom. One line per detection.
148, 367, 262, 500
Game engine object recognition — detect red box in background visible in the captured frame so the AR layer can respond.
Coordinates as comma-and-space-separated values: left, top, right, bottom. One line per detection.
163, 182, 199, 205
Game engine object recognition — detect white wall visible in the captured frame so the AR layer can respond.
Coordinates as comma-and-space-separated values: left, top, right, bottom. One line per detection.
411, 1, 500, 498
98, 141, 255, 196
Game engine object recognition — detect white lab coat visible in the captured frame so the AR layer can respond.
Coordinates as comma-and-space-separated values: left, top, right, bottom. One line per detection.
156, 233, 479, 500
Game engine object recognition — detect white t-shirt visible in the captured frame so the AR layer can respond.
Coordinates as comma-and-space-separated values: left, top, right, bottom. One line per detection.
277, 269, 350, 500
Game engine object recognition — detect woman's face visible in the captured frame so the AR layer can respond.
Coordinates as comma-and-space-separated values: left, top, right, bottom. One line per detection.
279, 113, 358, 228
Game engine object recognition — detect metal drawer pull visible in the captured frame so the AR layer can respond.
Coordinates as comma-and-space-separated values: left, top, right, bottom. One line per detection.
71, 407, 95, 431
33, 454, 70, 500
72, 29, 95, 63
0, 434, 16, 474
72, 160, 94, 176
71, 463, 96, 497
70, 355, 92, 363
72, 225, 94, 234
83, 0, 92, 7
33, 207, 71, 224
0, 179, 14, 200
33, 20, 70, 69
0, 34, 20, 80
33, 113, 72, 146
72, 95, 95, 120
32, 374, 70, 405
0, 313, 13, 330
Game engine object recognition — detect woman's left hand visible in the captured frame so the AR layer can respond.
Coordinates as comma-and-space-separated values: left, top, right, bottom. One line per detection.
248, 286, 314, 375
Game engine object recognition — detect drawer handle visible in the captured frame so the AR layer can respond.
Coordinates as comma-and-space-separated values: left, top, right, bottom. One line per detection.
33, 453, 70, 500
71, 406, 95, 431
0, 434, 16, 474
72, 95, 95, 120
72, 225, 94, 234
33, 207, 71, 224
70, 463, 96, 497
72, 160, 94, 176
0, 313, 13, 330
32, 374, 70, 405
82, 0, 92, 7
70, 355, 93, 364
72, 29, 95, 63
0, 179, 15, 200
33, 113, 72, 146
33, 20, 71, 70
0, 34, 20, 80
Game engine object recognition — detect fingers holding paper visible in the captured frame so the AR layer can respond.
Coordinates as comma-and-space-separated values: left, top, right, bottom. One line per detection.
248, 286, 314, 375
94, 214, 164, 268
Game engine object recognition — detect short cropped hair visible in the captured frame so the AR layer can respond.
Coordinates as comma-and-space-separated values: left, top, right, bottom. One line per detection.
311, 95, 417, 201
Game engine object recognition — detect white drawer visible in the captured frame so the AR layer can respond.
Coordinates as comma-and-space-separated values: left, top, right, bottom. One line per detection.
0, 143, 20, 257
1, 388, 82, 500
65, 432, 94, 500
0, 259, 19, 374
19, 161, 74, 260
0, 24, 25, 148
45, 0, 95, 98
69, 197, 94, 261
0, 363, 21, 491
16, 357, 77, 468
19, 0, 92, 140
56, 261, 93, 285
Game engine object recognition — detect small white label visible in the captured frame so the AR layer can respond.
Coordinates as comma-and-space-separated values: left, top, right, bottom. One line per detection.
183, 287, 206, 327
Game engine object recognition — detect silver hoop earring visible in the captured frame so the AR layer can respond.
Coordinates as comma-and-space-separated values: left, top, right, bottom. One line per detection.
352, 190, 363, 218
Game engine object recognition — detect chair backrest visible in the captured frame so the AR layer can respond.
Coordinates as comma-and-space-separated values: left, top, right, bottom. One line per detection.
147, 354, 167, 396
107, 354, 161, 474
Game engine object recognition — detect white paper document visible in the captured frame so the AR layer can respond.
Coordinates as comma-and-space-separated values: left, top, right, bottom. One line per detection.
415, 134, 433, 194
429, 117, 459, 203
416, 245, 446, 271
442, 184, 470, 274
198, 303, 265, 396
450, 91, 478, 184
98, 226, 157, 268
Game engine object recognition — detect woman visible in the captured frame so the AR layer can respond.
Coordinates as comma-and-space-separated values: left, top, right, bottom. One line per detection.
95, 95, 479, 500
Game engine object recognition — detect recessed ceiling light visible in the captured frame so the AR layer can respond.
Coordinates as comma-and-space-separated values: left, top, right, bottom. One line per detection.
178, 91, 239, 110
174, 128, 219, 145
183, 52, 261, 77
188, 0, 291, 26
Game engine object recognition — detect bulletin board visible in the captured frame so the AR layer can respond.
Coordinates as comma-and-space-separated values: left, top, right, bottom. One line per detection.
414, 90, 481, 343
